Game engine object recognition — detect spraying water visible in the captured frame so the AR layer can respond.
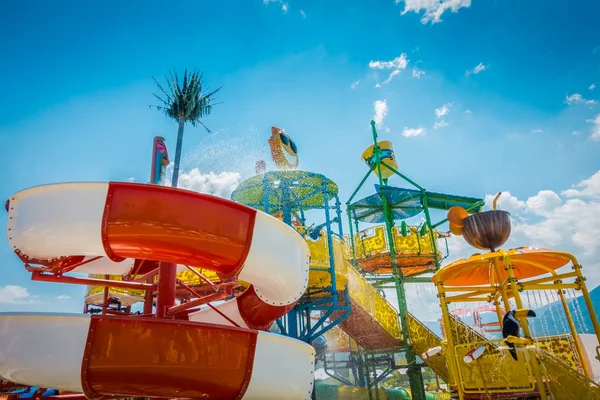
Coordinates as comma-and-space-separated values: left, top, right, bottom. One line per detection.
567, 289, 589, 333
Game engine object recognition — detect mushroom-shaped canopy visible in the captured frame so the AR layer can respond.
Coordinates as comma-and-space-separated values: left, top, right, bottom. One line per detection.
432, 247, 574, 287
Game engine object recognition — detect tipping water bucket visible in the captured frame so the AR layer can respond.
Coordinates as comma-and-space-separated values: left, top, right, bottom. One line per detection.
361, 140, 398, 179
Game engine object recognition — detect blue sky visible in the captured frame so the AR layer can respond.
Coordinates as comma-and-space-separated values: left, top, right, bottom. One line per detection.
1, 0, 600, 318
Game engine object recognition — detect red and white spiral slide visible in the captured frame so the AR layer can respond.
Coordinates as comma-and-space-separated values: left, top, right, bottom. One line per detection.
0, 182, 315, 400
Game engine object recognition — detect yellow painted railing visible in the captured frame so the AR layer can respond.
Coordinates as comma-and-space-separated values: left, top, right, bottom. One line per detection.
406, 313, 450, 384
85, 274, 146, 305
306, 231, 348, 293
429, 392, 452, 400
453, 340, 535, 395
346, 264, 402, 339
537, 348, 600, 399
348, 225, 437, 259
534, 334, 585, 374
85, 267, 225, 305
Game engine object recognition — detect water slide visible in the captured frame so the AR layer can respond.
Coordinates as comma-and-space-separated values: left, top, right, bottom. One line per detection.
1, 182, 315, 400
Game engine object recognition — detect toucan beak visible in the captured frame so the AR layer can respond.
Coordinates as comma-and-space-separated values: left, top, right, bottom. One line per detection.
514, 308, 536, 319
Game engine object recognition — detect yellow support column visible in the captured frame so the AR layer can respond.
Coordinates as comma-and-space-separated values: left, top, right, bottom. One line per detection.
492, 259, 512, 312
436, 282, 463, 400
492, 297, 505, 334
572, 261, 600, 352
555, 278, 594, 378
502, 253, 548, 400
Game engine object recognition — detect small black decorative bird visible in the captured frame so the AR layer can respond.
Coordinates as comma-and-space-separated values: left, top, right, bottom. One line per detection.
502, 309, 536, 361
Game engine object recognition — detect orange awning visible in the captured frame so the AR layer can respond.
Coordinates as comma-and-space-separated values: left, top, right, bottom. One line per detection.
432, 247, 574, 287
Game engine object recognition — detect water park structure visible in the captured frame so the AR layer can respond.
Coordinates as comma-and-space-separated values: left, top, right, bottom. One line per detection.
1, 120, 600, 400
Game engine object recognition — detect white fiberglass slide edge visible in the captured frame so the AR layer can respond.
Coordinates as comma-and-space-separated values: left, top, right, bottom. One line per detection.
188, 298, 249, 328
7, 183, 109, 260
242, 331, 315, 400
0, 313, 89, 392
239, 211, 310, 307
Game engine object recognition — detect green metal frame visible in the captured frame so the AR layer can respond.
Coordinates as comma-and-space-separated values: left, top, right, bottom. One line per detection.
344, 120, 484, 400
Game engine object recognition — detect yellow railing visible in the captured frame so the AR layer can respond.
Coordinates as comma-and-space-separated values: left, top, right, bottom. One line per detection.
406, 313, 450, 384
347, 225, 437, 259
446, 314, 488, 345
534, 334, 585, 374
306, 231, 348, 293
346, 264, 402, 339
428, 392, 452, 400
85, 268, 223, 305
537, 348, 600, 399
453, 340, 535, 395
85, 274, 146, 304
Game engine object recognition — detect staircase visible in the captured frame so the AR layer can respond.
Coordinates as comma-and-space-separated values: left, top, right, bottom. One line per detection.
330, 263, 403, 351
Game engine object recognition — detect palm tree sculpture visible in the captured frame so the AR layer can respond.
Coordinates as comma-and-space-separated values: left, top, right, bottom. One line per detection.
151, 69, 221, 187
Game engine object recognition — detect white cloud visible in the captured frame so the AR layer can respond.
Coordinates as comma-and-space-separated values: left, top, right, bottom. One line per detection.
0, 285, 31, 304
435, 103, 452, 118
127, 176, 136, 182
562, 170, 600, 199
412, 68, 425, 79
566, 93, 597, 106
166, 169, 241, 199
398, 0, 472, 24
300, 9, 306, 18
489, 173, 600, 268
590, 83, 596, 90
587, 114, 600, 141
433, 103, 452, 129
433, 120, 448, 129
402, 127, 426, 137
515, 197, 600, 258
466, 62, 486, 75
526, 190, 562, 216
566, 93, 584, 105
369, 54, 409, 86
369, 54, 409, 70
572, 131, 580, 136
484, 191, 526, 215
56, 295, 71, 301
263, 0, 289, 14
350, 80, 360, 89
373, 99, 388, 128
383, 69, 401, 84
532, 128, 543, 134
465, 109, 473, 114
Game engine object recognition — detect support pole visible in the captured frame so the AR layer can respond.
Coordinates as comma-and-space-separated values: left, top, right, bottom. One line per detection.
369, 120, 425, 400
555, 281, 593, 378
573, 262, 600, 348
436, 282, 463, 400
492, 259, 512, 312
143, 276, 154, 315
102, 274, 109, 316
503, 253, 548, 399
156, 261, 177, 318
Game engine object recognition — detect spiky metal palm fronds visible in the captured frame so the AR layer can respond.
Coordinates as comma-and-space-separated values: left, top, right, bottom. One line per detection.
151, 69, 222, 132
